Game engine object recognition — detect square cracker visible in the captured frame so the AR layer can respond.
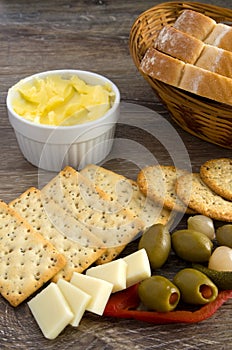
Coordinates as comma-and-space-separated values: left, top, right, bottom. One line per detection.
80, 164, 170, 229
10, 187, 106, 281
0, 201, 66, 307
41, 166, 144, 264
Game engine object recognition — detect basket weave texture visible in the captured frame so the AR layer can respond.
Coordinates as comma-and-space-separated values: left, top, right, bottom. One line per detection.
129, 1, 232, 149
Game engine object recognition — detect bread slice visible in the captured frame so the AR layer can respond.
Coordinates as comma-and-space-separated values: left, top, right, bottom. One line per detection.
154, 25, 232, 79
80, 164, 170, 229
195, 45, 232, 78
9, 187, 105, 281
140, 47, 185, 86
179, 63, 232, 105
41, 166, 144, 264
173, 9, 216, 41
200, 158, 232, 201
204, 23, 232, 51
176, 172, 232, 221
137, 165, 195, 214
155, 25, 204, 64
141, 47, 232, 106
0, 201, 66, 306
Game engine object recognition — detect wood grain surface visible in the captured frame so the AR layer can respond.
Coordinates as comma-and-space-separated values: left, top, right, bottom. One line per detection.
0, 0, 232, 349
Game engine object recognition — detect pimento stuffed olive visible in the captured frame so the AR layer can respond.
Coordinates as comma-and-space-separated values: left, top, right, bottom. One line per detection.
173, 268, 218, 305
138, 275, 180, 312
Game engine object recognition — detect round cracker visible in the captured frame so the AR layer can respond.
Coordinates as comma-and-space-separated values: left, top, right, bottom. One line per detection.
200, 158, 232, 201
176, 172, 232, 222
137, 165, 195, 214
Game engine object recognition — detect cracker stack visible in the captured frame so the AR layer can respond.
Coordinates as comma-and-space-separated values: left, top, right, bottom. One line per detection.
0, 201, 66, 307
137, 159, 232, 222
41, 166, 144, 264
176, 158, 232, 222
9, 187, 105, 282
80, 164, 171, 229
1, 165, 148, 306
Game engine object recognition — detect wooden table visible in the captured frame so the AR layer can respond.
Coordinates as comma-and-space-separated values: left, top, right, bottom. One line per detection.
1, 1, 232, 349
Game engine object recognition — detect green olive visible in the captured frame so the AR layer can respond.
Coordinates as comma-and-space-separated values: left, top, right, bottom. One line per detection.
138, 224, 171, 269
216, 225, 232, 248
171, 229, 213, 262
138, 275, 180, 312
173, 268, 218, 305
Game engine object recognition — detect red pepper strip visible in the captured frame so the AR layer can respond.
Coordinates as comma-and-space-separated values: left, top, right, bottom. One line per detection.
104, 284, 232, 324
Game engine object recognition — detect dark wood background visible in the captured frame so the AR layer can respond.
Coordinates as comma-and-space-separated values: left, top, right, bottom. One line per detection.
0, 0, 232, 349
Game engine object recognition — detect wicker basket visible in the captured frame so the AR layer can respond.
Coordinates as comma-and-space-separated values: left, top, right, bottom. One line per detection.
129, 1, 232, 149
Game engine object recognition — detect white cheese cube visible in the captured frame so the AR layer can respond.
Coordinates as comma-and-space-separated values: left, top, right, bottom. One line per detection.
57, 278, 91, 327
123, 248, 151, 287
28, 282, 73, 340
70, 272, 113, 315
86, 258, 127, 293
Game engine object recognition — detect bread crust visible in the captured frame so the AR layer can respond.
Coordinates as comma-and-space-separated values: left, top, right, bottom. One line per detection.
155, 25, 204, 64
173, 9, 216, 40
205, 23, 232, 51
195, 45, 232, 78
140, 47, 184, 86
179, 64, 232, 105
140, 10, 232, 106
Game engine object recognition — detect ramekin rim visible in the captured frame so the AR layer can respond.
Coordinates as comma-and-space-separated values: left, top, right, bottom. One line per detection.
6, 69, 120, 130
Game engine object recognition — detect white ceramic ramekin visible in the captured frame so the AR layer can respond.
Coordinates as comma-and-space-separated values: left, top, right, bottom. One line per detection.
6, 69, 120, 171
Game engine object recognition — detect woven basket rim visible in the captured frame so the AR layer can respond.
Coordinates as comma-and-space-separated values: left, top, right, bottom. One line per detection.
129, 1, 232, 112
130, 1, 232, 61
129, 1, 232, 148
130, 1, 232, 33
